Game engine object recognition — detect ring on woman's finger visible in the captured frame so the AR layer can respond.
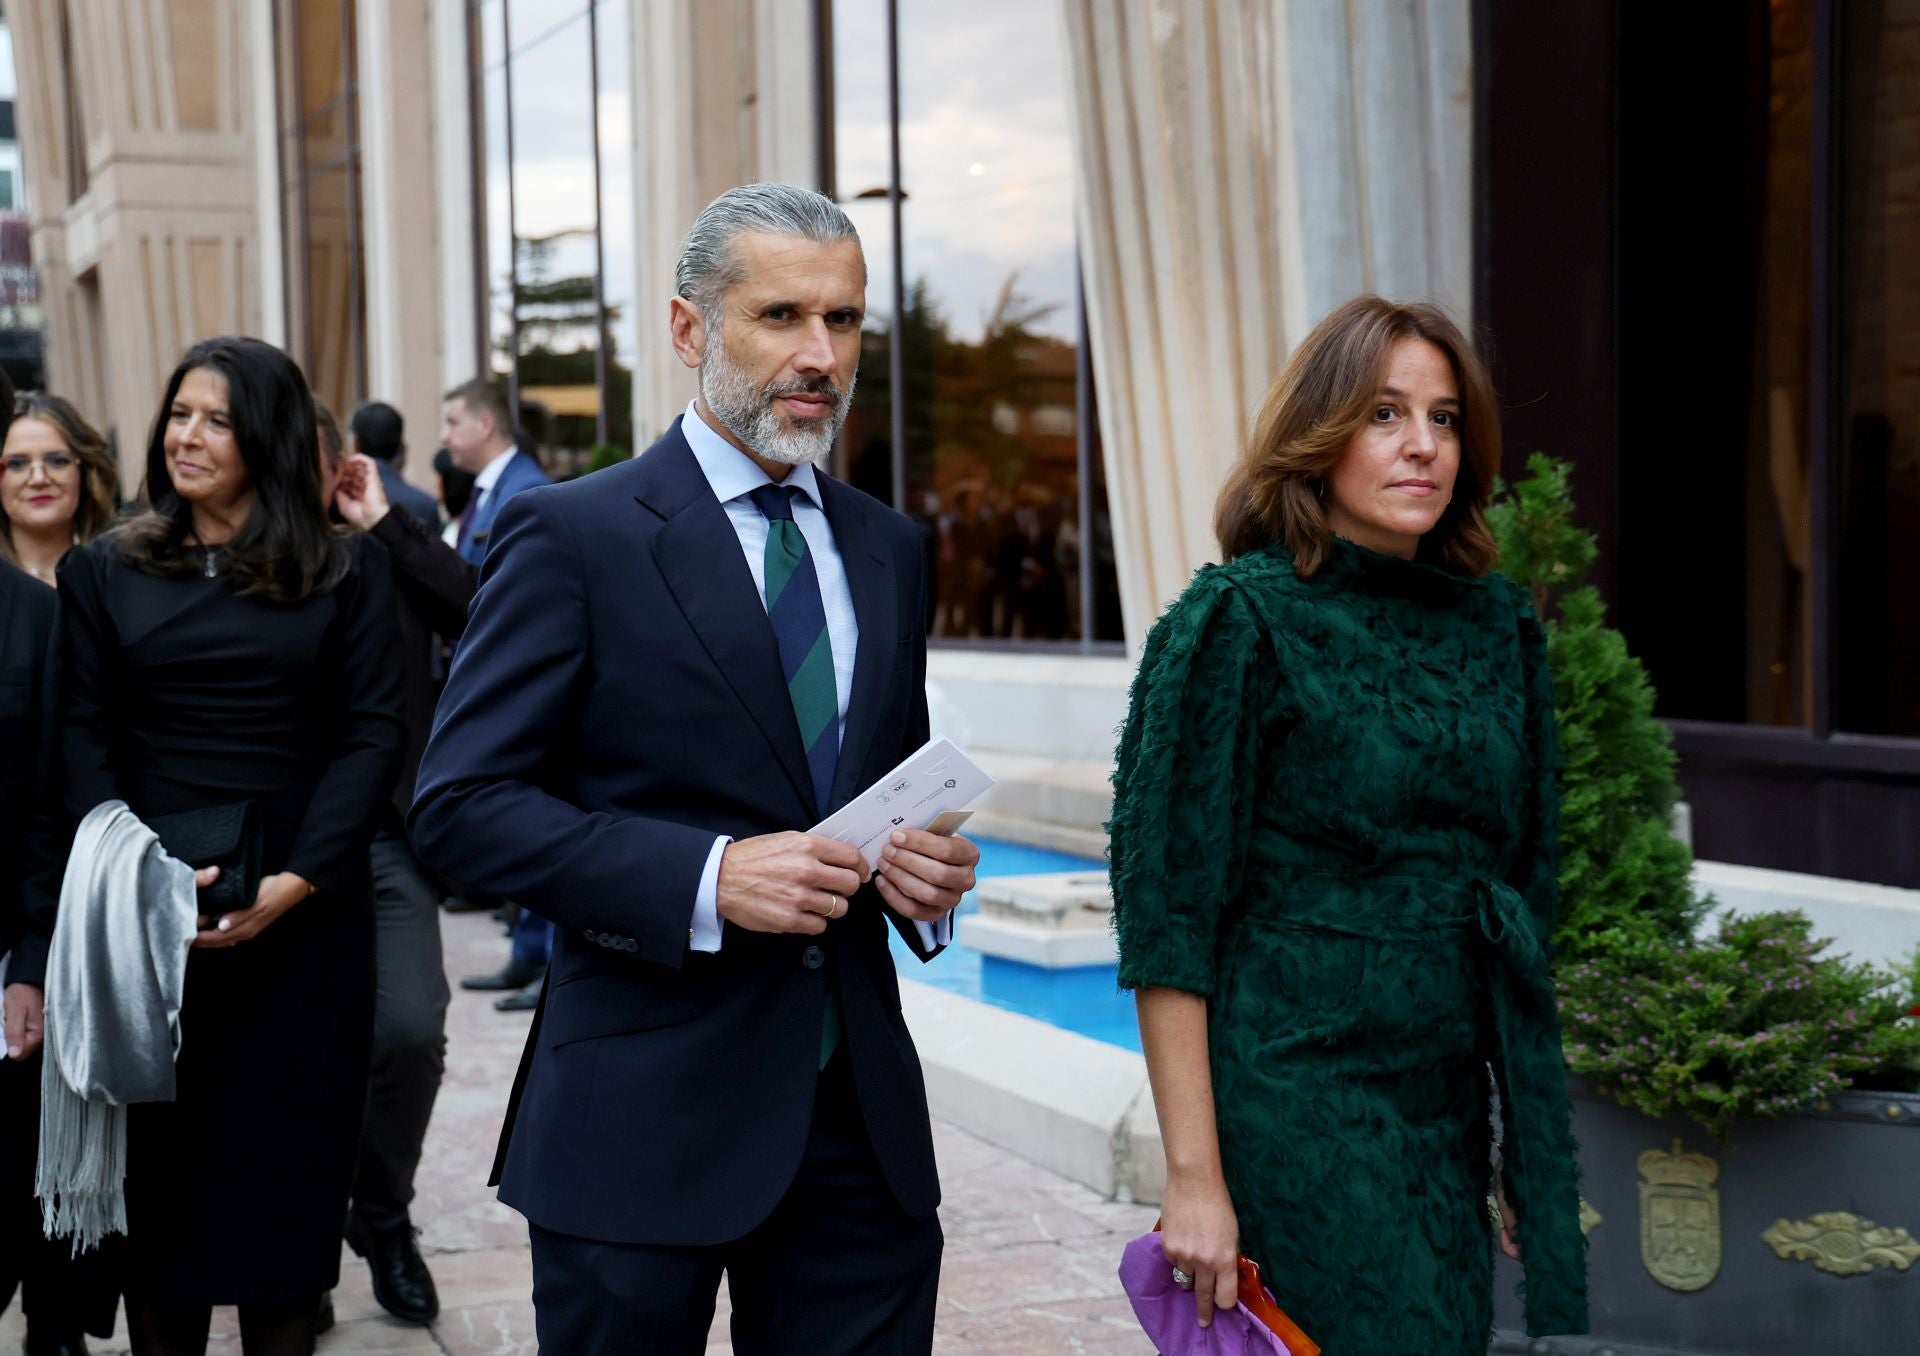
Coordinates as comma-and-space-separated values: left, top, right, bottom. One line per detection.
1170, 1266, 1193, 1288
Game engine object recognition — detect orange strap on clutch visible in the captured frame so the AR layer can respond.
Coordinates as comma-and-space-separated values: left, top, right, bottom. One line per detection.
1154, 1222, 1321, 1356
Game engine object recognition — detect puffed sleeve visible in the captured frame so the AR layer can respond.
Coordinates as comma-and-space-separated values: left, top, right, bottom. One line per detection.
285, 537, 407, 894
1108, 570, 1274, 998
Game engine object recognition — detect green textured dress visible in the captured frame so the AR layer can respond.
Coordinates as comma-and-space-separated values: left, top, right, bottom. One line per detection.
1109, 537, 1589, 1354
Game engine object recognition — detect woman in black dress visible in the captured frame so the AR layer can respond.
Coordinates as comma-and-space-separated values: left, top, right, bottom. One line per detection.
56, 337, 405, 1354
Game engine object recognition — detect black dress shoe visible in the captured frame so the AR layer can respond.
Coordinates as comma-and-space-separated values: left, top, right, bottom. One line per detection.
23, 1323, 88, 1356
494, 974, 544, 1012
313, 1294, 335, 1335
344, 1213, 440, 1326
460, 956, 545, 992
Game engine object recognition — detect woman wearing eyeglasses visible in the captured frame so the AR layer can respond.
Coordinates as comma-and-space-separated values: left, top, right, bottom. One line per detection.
0, 394, 121, 586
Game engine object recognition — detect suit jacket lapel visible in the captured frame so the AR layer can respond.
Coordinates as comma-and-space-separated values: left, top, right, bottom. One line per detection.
638, 425, 817, 819
818, 476, 896, 811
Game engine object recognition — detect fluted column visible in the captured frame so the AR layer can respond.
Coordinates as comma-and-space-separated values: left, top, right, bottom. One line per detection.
1060, 0, 1472, 649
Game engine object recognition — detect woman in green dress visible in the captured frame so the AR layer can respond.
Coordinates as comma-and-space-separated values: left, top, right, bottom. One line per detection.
1110, 295, 1588, 1353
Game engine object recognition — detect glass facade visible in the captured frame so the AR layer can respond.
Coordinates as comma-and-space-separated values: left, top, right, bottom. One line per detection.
1613, 0, 1918, 738
469, 0, 633, 477
274, 0, 366, 419
829, 0, 1121, 646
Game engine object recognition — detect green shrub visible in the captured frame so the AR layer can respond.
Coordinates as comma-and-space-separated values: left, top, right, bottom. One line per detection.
1489, 455, 1706, 959
585, 442, 630, 474
1557, 913, 1920, 1141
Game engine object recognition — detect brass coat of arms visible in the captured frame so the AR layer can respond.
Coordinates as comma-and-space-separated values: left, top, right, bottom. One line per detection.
1639, 1140, 1722, 1292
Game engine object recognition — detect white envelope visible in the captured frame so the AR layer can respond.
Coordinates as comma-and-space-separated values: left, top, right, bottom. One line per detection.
810, 736, 995, 874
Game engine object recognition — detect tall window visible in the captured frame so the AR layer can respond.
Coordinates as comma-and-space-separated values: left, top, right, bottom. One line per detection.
469, 1, 633, 477
829, 0, 1122, 647
1613, 0, 1919, 738
274, 0, 365, 419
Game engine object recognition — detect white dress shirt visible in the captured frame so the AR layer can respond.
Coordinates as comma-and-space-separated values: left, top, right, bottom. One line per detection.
680, 403, 950, 954
447, 445, 520, 551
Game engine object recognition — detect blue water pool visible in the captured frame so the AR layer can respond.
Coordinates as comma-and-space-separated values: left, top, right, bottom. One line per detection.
886, 837, 1141, 1052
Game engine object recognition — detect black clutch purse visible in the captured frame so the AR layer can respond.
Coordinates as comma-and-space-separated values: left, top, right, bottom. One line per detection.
148, 801, 264, 916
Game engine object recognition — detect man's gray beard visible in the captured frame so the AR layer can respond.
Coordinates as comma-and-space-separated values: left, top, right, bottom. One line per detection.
699, 338, 856, 467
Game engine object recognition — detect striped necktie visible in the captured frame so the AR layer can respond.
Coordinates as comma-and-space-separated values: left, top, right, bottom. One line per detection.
748, 482, 843, 1067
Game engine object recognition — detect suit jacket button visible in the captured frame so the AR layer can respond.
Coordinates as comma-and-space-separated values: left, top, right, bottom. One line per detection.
582, 929, 596, 943
801, 945, 825, 970
623, 937, 638, 952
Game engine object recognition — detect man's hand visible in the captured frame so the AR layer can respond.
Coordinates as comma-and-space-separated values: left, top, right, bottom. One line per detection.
1496, 1167, 1522, 1262
874, 829, 978, 924
332, 452, 392, 531
3, 983, 44, 1060
717, 832, 869, 935
193, 871, 316, 949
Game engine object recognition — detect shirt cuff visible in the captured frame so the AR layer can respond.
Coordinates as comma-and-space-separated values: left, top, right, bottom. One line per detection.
689, 835, 730, 953
912, 913, 953, 953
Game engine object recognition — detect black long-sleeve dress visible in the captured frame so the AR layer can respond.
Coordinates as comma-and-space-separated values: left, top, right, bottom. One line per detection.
55, 533, 405, 1305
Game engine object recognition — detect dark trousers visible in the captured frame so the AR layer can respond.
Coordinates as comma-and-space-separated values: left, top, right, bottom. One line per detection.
528, 1052, 942, 1355
0, 1050, 117, 1337
509, 906, 552, 967
350, 821, 450, 1227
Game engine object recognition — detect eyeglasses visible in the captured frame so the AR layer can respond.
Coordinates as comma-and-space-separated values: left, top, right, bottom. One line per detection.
2, 453, 78, 477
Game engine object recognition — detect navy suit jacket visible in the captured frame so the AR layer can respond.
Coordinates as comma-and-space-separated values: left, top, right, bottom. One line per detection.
457, 447, 548, 565
410, 419, 941, 1246
377, 460, 443, 534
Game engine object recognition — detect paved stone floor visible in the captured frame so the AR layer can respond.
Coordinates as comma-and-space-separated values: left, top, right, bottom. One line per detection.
4, 908, 1158, 1353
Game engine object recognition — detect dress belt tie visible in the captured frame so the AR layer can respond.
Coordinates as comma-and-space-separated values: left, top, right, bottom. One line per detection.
1259, 868, 1588, 1334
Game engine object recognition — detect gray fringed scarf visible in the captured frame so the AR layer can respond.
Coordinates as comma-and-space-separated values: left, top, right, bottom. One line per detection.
37, 800, 198, 1252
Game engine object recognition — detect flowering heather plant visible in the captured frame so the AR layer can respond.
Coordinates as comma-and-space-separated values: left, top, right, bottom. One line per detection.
1557, 912, 1920, 1142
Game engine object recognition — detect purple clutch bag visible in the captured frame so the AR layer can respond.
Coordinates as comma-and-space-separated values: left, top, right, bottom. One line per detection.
1118, 1231, 1299, 1355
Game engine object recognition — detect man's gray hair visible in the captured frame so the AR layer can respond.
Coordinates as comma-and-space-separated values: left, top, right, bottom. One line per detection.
675, 183, 861, 319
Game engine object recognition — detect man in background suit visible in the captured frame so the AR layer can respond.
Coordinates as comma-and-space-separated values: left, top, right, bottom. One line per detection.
411, 183, 978, 1354
320, 424, 480, 1327
443, 380, 547, 567
439, 379, 552, 1010
349, 401, 441, 531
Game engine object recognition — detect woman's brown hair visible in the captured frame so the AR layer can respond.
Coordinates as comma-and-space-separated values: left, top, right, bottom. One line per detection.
1214, 294, 1502, 577
1, 392, 121, 559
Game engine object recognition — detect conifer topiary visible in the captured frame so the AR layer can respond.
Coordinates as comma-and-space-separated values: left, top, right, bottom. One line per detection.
1489, 455, 1707, 961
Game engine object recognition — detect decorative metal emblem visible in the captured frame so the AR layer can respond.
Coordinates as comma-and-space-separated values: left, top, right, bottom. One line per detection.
1761, 1213, 1920, 1277
1639, 1139, 1721, 1292
1579, 1199, 1603, 1237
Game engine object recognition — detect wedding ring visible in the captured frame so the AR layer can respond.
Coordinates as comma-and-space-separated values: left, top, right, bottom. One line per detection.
827, 895, 844, 918
1170, 1266, 1192, 1288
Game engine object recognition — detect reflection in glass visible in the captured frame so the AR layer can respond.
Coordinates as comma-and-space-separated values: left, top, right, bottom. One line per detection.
894, 0, 1099, 641
1836, 0, 1920, 735
468, 0, 633, 478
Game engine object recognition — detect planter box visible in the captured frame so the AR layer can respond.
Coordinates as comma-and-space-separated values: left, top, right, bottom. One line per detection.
1491, 1076, 1920, 1355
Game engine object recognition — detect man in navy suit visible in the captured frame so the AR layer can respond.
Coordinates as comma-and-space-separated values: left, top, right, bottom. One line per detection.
442, 379, 548, 567
438, 378, 555, 1010
410, 183, 978, 1354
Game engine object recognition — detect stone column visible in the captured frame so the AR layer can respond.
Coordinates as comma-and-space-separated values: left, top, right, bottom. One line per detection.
10, 0, 266, 492
629, 0, 820, 442
1059, 0, 1472, 648
358, 0, 455, 488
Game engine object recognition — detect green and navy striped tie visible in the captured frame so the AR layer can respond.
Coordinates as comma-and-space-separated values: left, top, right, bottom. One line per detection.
749, 483, 843, 1065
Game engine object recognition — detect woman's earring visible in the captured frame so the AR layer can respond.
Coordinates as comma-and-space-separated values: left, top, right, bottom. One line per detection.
1314, 479, 1327, 503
